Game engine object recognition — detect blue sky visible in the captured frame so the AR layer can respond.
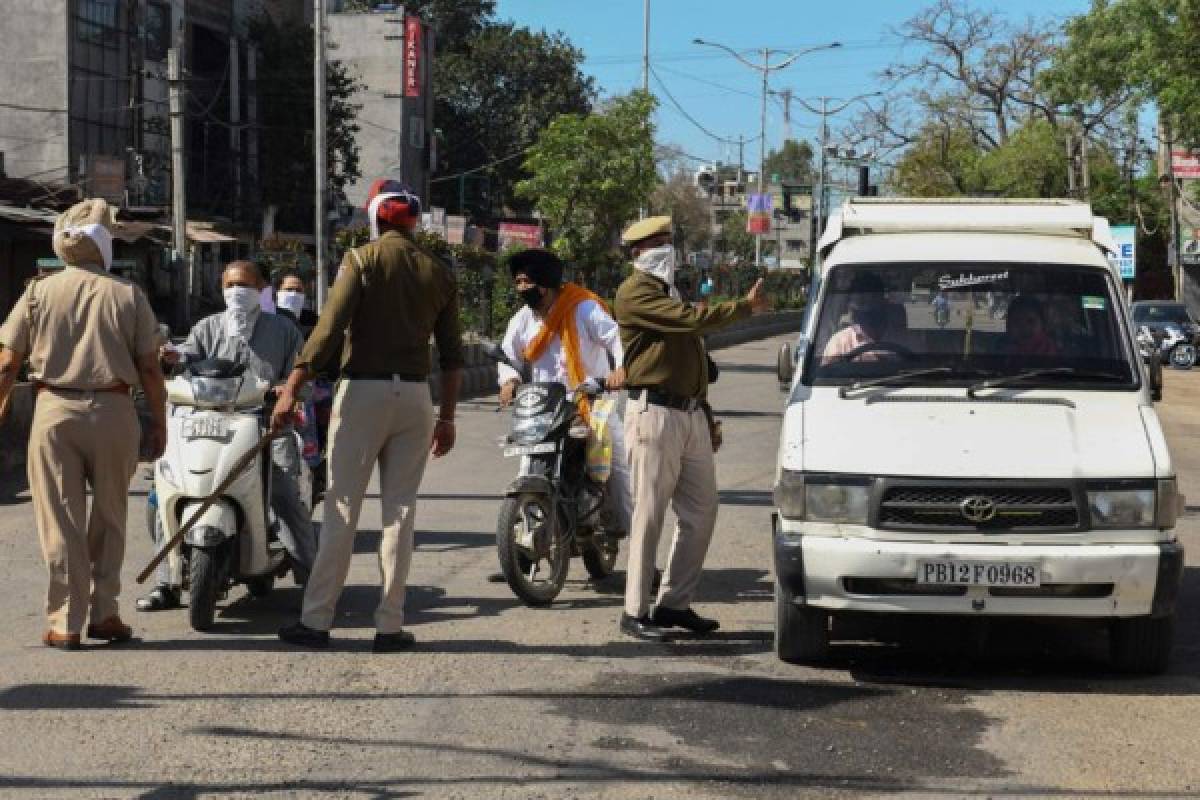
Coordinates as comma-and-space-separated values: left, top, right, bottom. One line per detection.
495, 0, 1094, 169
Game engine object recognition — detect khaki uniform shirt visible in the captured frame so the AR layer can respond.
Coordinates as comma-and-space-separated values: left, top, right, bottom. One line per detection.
0, 265, 158, 389
299, 230, 464, 376
614, 269, 750, 399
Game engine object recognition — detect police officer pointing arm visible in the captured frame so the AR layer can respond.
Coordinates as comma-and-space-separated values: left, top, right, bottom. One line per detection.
615, 216, 769, 641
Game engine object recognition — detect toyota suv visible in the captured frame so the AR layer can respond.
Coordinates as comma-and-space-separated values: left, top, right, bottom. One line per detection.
773, 198, 1183, 673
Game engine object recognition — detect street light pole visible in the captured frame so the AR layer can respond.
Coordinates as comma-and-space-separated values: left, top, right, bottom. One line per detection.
692, 38, 841, 269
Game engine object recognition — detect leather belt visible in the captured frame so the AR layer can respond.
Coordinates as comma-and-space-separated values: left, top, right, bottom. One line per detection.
628, 387, 702, 412
342, 371, 427, 382
35, 381, 131, 396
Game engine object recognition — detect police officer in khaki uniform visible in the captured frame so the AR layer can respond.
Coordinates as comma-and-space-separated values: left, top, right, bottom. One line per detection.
614, 216, 770, 640
0, 199, 167, 650
272, 179, 464, 653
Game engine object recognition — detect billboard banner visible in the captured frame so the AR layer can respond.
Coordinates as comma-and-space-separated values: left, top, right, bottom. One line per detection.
498, 222, 543, 250
746, 192, 772, 234
1172, 150, 1200, 180
404, 16, 422, 98
1108, 224, 1136, 281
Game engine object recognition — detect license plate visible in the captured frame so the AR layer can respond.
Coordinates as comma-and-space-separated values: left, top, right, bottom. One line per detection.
182, 417, 229, 439
916, 560, 1040, 587
503, 442, 556, 458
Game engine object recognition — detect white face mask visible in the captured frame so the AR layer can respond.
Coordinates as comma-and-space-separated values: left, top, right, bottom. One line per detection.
633, 244, 676, 287
276, 289, 306, 316
223, 286, 262, 339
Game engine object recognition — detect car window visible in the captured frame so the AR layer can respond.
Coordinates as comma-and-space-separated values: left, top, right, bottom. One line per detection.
807, 262, 1136, 388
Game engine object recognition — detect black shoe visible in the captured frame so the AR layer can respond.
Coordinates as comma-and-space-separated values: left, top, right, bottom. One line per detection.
135, 586, 181, 612
373, 630, 416, 653
619, 613, 670, 642
278, 621, 330, 649
652, 606, 720, 634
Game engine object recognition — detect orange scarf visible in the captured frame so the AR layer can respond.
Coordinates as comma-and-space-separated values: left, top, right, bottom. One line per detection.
524, 282, 609, 421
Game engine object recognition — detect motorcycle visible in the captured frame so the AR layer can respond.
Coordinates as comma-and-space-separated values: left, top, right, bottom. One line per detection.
485, 344, 621, 606
1138, 324, 1196, 370
151, 358, 312, 631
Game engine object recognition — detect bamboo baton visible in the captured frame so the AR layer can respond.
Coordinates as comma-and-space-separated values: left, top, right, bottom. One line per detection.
136, 429, 279, 584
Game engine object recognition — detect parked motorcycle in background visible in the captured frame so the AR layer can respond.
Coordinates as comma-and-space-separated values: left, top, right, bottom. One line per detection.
1138, 324, 1196, 370
485, 344, 621, 606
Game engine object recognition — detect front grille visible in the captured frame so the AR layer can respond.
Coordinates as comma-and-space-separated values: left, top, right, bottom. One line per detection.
877, 484, 1080, 532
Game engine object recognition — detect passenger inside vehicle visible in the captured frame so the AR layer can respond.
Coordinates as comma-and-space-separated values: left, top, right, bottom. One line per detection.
1002, 295, 1058, 358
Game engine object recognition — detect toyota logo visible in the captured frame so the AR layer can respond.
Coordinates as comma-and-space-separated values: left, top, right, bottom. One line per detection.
960, 495, 997, 523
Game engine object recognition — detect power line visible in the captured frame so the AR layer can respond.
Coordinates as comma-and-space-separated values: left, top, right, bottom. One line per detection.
430, 149, 530, 184
650, 66, 746, 146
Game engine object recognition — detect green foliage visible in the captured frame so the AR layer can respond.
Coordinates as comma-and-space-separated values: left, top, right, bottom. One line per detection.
718, 211, 756, 265
430, 21, 594, 218
976, 120, 1069, 198
517, 91, 658, 283
248, 14, 363, 232
1046, 0, 1200, 147
649, 171, 711, 254
763, 139, 815, 184
892, 123, 985, 197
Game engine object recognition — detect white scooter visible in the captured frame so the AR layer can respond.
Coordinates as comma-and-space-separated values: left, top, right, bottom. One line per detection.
152, 358, 311, 631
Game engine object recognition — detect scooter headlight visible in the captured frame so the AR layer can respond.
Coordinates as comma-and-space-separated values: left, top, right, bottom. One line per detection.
189, 375, 242, 406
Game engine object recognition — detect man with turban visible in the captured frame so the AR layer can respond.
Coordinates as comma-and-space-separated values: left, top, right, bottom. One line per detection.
272, 179, 465, 652
0, 198, 167, 649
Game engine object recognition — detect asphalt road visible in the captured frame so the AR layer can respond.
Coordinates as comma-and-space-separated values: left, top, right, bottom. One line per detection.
2, 333, 1200, 799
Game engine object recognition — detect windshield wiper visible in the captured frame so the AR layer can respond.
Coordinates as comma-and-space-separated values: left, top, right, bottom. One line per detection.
966, 367, 1129, 398
839, 367, 956, 398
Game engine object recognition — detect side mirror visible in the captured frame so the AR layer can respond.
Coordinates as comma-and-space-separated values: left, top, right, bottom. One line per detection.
777, 342, 794, 390
1150, 356, 1163, 402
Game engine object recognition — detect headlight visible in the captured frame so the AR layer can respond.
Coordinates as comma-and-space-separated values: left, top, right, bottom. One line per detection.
774, 471, 870, 524
1087, 480, 1180, 529
805, 483, 870, 524
1088, 489, 1154, 528
189, 375, 241, 405
511, 412, 555, 443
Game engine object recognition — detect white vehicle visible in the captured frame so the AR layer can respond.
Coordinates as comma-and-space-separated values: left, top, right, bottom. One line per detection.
773, 198, 1183, 673
153, 358, 311, 631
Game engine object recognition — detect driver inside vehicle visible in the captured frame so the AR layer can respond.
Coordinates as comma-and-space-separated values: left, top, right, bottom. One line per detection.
820, 273, 902, 365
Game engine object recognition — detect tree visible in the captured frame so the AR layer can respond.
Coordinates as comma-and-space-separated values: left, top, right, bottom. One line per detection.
249, 15, 362, 232
1045, 0, 1200, 148
649, 171, 711, 254
763, 139, 815, 184
431, 24, 594, 218
718, 211, 756, 265
891, 121, 984, 196
516, 91, 657, 285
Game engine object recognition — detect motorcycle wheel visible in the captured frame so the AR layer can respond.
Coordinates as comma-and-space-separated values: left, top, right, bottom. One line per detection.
496, 493, 569, 607
581, 532, 619, 581
1170, 343, 1196, 370
188, 545, 226, 632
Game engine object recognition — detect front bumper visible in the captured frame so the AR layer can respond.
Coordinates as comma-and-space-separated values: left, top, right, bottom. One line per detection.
772, 516, 1182, 619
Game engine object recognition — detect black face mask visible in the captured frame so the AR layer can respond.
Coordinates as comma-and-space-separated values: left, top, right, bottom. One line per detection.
519, 286, 544, 309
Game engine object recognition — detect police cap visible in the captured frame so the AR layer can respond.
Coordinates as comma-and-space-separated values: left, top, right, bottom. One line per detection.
620, 215, 672, 246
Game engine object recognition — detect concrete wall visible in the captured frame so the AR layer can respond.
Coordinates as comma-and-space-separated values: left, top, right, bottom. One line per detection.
0, 1, 69, 182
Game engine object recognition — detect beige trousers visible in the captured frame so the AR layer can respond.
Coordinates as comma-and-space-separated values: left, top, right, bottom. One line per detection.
623, 397, 719, 618
27, 389, 139, 634
301, 379, 434, 633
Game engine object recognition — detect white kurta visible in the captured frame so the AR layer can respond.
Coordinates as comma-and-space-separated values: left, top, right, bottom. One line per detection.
497, 298, 632, 533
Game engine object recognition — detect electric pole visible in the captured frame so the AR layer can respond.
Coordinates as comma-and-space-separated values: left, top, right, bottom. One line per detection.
642, 0, 650, 94
168, 46, 189, 325
314, 0, 329, 311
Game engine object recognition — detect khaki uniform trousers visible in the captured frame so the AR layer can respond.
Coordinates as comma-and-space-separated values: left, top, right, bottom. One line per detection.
27, 389, 139, 634
301, 379, 434, 634
623, 396, 719, 619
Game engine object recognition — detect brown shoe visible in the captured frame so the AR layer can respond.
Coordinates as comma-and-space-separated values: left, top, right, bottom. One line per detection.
86, 616, 133, 643
43, 631, 81, 651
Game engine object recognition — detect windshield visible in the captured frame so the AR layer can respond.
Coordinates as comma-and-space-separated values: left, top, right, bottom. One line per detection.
805, 263, 1137, 389
1134, 303, 1193, 326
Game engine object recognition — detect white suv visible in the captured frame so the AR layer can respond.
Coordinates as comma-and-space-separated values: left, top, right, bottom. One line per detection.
773, 198, 1182, 674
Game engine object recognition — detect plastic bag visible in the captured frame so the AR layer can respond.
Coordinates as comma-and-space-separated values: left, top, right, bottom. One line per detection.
585, 395, 617, 483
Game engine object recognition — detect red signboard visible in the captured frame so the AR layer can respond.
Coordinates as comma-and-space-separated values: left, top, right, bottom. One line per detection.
404, 16, 422, 98
498, 222, 543, 250
1172, 150, 1200, 179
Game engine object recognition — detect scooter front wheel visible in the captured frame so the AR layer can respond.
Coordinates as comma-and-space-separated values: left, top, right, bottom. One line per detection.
189, 545, 227, 631
496, 493, 569, 607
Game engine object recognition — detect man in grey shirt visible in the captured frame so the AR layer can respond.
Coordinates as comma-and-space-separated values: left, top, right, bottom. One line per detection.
137, 261, 316, 611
